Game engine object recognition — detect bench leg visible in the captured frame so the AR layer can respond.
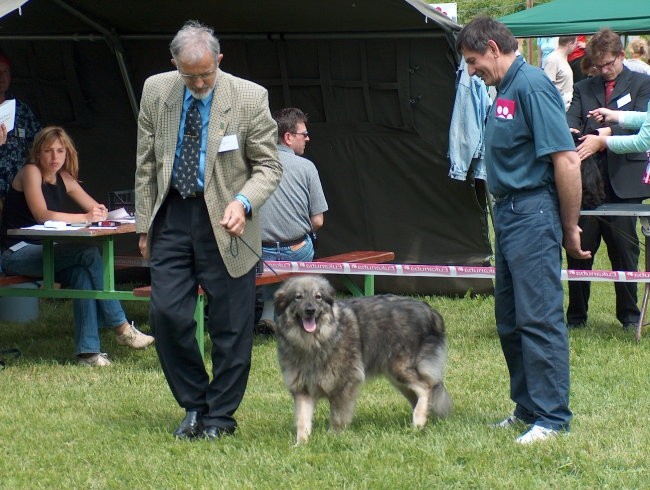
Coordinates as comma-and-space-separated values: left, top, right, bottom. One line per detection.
340, 275, 366, 297
194, 294, 205, 359
364, 274, 375, 296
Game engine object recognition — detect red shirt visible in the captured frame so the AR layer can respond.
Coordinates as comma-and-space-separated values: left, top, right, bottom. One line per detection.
568, 35, 587, 62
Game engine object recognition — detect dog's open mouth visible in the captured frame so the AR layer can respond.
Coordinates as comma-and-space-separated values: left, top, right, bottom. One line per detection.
302, 316, 317, 333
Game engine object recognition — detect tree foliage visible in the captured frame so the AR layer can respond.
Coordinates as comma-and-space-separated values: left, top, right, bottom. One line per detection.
432, 0, 553, 25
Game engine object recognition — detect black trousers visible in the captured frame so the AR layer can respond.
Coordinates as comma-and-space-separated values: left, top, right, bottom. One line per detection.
567, 213, 640, 326
149, 190, 256, 431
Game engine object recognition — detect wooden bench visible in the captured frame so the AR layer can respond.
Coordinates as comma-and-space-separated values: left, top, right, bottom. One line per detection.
255, 250, 395, 296
129, 250, 394, 298
0, 274, 37, 287
130, 250, 394, 355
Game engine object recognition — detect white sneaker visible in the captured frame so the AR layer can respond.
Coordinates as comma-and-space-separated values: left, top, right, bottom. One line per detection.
115, 323, 154, 349
491, 415, 528, 428
515, 425, 560, 444
78, 353, 112, 367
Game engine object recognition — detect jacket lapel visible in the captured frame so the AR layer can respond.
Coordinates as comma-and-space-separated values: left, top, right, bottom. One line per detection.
591, 76, 606, 108
608, 68, 632, 109
162, 76, 185, 185
204, 70, 232, 190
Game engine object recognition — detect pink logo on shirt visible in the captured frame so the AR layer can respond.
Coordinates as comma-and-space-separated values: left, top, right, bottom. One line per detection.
495, 98, 516, 119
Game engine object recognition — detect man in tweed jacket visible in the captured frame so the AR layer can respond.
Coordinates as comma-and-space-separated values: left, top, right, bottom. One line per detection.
135, 20, 281, 440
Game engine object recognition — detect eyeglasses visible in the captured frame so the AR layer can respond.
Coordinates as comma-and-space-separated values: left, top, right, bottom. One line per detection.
290, 131, 309, 137
178, 69, 217, 81
594, 58, 617, 71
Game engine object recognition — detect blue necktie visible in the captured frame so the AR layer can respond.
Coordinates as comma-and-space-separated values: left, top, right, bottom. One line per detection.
176, 99, 202, 198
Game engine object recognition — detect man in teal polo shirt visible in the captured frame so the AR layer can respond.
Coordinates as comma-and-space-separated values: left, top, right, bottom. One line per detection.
456, 15, 591, 444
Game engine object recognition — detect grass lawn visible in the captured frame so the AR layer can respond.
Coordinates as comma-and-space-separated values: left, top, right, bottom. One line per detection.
1, 234, 649, 489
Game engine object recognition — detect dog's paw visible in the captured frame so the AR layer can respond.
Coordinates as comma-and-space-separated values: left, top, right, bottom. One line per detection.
295, 432, 310, 446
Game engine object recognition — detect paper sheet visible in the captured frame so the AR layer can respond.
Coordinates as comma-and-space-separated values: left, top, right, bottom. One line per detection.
0, 99, 16, 132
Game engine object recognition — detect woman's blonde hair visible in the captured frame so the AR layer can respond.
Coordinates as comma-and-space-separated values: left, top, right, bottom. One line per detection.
29, 126, 79, 180
628, 39, 648, 59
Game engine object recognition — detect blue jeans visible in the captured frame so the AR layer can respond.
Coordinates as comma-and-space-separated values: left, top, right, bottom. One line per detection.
1, 243, 127, 355
258, 235, 315, 314
261, 234, 314, 263
493, 187, 571, 431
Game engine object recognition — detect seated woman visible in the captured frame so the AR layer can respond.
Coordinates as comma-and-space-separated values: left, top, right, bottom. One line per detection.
0, 126, 153, 366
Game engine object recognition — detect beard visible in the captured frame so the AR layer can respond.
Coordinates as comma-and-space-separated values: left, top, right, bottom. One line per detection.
189, 78, 217, 100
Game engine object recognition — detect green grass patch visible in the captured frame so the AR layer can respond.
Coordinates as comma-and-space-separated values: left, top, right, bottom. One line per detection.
1, 228, 649, 488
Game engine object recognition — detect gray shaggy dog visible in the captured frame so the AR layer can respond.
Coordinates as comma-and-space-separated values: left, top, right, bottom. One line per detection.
274, 275, 452, 444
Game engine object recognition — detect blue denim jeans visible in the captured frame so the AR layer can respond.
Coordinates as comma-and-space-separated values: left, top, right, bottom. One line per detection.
1, 243, 127, 355
258, 235, 315, 316
493, 187, 571, 431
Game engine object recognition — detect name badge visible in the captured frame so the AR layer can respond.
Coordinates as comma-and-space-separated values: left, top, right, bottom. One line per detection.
617, 93, 632, 108
218, 134, 238, 152
17, 127, 25, 138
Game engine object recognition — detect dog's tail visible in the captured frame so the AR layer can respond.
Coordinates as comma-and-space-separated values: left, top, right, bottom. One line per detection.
429, 382, 452, 418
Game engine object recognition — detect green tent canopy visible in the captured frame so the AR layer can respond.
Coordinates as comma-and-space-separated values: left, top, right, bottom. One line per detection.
499, 0, 650, 37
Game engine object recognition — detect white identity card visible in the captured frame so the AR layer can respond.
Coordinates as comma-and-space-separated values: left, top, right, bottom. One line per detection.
617, 93, 632, 108
0, 99, 16, 132
218, 134, 239, 153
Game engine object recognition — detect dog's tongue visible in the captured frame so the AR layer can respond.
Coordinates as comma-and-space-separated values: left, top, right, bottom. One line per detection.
302, 318, 317, 333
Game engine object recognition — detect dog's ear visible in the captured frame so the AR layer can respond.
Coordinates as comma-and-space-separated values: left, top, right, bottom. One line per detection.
320, 277, 336, 306
274, 286, 290, 316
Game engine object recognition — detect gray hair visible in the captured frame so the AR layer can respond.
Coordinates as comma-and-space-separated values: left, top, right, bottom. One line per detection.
170, 20, 221, 65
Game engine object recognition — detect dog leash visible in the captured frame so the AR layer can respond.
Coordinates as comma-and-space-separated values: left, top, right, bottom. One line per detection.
230, 235, 280, 276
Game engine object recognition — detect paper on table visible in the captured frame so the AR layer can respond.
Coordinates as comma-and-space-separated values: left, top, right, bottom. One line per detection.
43, 220, 68, 229
107, 207, 134, 221
21, 224, 66, 231
0, 99, 16, 132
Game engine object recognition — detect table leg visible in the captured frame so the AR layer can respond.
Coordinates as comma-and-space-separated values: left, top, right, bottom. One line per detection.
101, 238, 115, 291
637, 284, 649, 342
42, 239, 55, 289
638, 216, 650, 342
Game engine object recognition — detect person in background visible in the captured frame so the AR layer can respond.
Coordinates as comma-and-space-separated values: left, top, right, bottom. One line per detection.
568, 35, 588, 83
623, 39, 650, 77
0, 54, 41, 206
537, 36, 558, 68
457, 15, 588, 444
0, 126, 154, 366
566, 28, 650, 332
544, 36, 577, 111
135, 20, 281, 441
255, 107, 328, 333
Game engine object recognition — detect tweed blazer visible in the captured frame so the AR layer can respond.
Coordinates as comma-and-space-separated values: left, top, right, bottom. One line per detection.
135, 69, 282, 277
567, 67, 650, 199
